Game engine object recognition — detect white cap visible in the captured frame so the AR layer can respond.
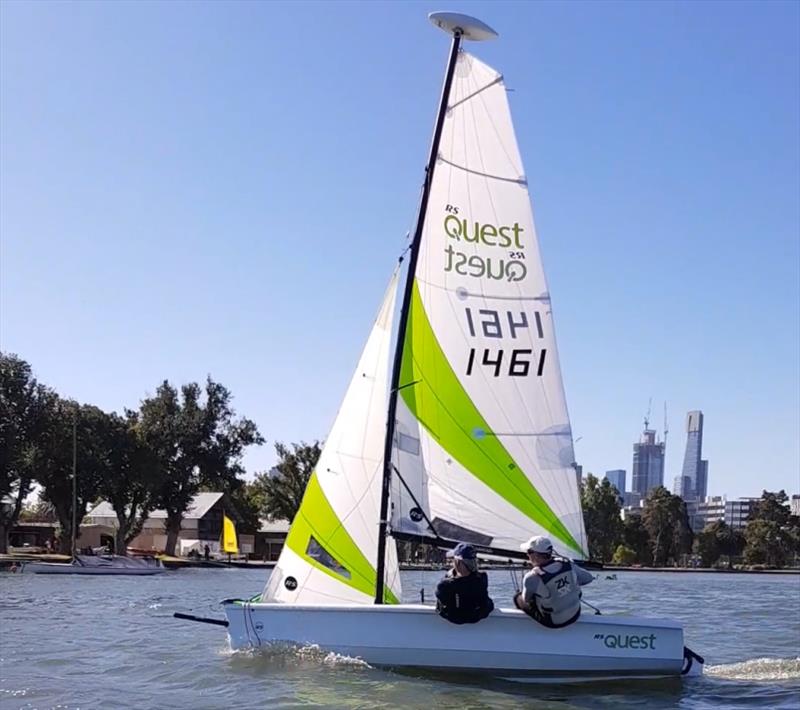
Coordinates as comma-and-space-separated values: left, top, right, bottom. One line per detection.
520, 535, 553, 554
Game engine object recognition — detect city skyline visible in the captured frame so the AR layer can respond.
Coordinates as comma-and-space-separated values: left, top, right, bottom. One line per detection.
2, 2, 797, 500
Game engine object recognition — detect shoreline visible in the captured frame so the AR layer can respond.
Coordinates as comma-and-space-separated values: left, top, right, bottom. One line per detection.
2, 554, 796, 574
399, 563, 800, 575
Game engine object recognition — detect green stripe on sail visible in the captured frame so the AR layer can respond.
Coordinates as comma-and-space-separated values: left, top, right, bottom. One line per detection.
285, 471, 399, 604
400, 280, 583, 555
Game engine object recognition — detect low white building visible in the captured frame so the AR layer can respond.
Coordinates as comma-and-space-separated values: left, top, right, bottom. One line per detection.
85, 492, 254, 556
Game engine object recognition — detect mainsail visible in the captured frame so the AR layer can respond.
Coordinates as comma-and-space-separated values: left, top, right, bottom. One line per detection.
389, 52, 587, 559
264, 273, 402, 604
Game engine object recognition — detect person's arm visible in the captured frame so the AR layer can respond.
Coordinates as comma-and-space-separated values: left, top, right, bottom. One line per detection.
574, 565, 594, 586
522, 571, 540, 603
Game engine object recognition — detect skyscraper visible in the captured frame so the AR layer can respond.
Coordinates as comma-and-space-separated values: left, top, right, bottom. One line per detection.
632, 429, 665, 497
605, 469, 626, 497
673, 475, 690, 497
678, 411, 708, 501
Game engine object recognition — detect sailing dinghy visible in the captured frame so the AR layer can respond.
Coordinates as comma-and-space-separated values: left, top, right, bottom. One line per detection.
219, 12, 703, 681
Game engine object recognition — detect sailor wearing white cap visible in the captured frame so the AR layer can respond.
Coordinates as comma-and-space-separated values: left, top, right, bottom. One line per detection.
513, 535, 594, 628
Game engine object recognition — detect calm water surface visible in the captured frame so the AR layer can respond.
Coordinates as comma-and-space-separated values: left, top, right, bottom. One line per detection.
1, 568, 798, 709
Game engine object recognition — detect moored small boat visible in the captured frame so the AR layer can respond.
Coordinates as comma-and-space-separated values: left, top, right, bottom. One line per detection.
25, 553, 165, 575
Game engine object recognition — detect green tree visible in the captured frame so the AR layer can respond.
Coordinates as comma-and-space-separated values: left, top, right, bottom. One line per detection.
34, 401, 111, 554
718, 522, 746, 563
258, 441, 321, 522
622, 516, 652, 565
744, 519, 789, 567
611, 544, 636, 565
642, 487, 693, 566
140, 379, 263, 555
0, 353, 56, 553
751, 490, 791, 525
227, 480, 267, 534
581, 474, 623, 563
696, 520, 727, 567
743, 490, 797, 568
97, 412, 160, 555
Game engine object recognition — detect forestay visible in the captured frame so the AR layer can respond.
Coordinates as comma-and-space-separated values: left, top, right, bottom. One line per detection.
264, 273, 402, 604
389, 52, 587, 559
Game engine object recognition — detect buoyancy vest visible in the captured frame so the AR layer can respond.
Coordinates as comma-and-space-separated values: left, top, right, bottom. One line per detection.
435, 571, 494, 625
532, 558, 581, 625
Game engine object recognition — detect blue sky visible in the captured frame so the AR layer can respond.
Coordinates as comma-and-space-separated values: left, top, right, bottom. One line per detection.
1, 1, 798, 500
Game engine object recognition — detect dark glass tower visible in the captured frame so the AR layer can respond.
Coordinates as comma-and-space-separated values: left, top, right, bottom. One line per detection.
679, 411, 708, 501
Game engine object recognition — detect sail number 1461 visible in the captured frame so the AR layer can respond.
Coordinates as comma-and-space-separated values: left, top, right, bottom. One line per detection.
464, 307, 547, 378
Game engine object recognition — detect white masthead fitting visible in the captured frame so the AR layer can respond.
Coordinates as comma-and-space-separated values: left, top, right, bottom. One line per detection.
428, 12, 498, 41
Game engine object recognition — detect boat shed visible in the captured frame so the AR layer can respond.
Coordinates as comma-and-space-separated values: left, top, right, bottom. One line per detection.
85, 492, 255, 556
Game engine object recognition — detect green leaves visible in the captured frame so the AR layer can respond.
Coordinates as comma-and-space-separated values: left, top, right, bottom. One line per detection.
139, 378, 264, 555
256, 441, 321, 523
0, 353, 57, 551
1, 352, 264, 556
581, 474, 623, 563
642, 486, 693, 567
743, 490, 799, 568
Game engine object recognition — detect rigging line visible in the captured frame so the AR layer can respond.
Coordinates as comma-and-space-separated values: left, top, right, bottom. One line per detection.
398, 242, 411, 263
391, 530, 529, 561
447, 74, 503, 111
390, 463, 442, 542
437, 156, 527, 185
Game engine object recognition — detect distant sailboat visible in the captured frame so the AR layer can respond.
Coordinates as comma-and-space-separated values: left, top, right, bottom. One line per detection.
221, 514, 239, 561
213, 12, 703, 680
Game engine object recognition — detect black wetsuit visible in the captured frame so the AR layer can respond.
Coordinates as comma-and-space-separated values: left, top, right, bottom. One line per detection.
435, 571, 494, 625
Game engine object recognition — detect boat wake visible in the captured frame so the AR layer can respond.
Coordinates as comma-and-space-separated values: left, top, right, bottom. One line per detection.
706, 657, 800, 681
222, 640, 371, 670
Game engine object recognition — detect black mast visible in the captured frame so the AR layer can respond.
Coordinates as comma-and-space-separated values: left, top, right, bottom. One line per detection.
374, 29, 463, 604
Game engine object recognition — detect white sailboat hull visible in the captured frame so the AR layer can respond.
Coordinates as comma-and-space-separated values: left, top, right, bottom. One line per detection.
222, 602, 701, 681
25, 557, 166, 575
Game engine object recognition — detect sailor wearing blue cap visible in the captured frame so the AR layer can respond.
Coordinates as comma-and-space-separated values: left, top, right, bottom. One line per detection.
434, 542, 494, 624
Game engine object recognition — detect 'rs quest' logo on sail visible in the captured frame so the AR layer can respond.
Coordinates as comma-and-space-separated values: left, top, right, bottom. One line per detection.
442, 205, 527, 283
594, 633, 657, 650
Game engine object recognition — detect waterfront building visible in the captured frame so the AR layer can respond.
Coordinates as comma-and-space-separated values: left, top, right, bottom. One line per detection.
87, 492, 255, 556
631, 429, 665, 497
623, 491, 643, 508
687, 495, 727, 532
724, 498, 759, 529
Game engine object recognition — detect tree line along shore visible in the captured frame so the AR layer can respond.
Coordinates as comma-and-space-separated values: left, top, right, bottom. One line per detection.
2, 352, 798, 570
